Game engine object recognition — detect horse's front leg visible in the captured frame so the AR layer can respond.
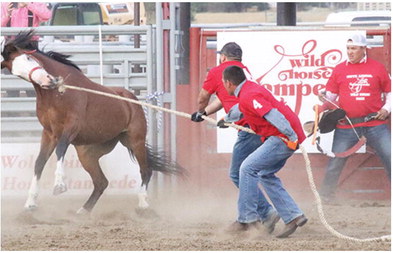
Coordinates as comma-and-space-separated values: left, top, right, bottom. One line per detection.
24, 130, 57, 210
52, 134, 74, 195
53, 156, 67, 195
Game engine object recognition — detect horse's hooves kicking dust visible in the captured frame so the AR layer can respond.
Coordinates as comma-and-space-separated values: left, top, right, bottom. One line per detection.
53, 184, 68, 196
76, 207, 91, 216
24, 205, 38, 212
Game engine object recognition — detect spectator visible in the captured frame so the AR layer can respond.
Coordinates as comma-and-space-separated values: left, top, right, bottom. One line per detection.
1, 2, 51, 97
319, 33, 391, 202
221, 65, 307, 238
191, 42, 280, 234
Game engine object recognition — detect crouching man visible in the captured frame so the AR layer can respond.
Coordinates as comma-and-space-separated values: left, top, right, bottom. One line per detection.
221, 65, 307, 238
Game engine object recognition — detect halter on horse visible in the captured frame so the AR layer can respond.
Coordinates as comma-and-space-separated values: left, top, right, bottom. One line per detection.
1, 31, 184, 215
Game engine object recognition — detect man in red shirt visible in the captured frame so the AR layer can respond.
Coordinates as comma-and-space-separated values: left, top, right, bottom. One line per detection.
191, 42, 280, 233
222, 65, 307, 238
320, 33, 391, 201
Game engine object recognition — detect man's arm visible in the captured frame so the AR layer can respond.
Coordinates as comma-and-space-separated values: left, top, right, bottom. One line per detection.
205, 98, 223, 116
376, 92, 391, 120
197, 88, 212, 113
325, 91, 338, 101
264, 108, 298, 142
191, 89, 212, 122
317, 90, 339, 111
224, 104, 243, 122
192, 89, 223, 122
217, 104, 242, 129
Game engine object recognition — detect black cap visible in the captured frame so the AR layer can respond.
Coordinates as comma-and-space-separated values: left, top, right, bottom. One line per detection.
217, 42, 242, 61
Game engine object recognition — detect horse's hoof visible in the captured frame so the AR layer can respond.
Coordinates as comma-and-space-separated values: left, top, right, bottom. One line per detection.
53, 184, 67, 196
24, 204, 38, 212
135, 207, 160, 219
76, 207, 90, 216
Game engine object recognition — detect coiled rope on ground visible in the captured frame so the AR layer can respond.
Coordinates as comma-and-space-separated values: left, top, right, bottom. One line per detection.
58, 83, 391, 243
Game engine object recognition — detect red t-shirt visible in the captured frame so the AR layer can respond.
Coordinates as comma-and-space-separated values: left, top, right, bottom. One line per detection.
238, 80, 306, 143
202, 61, 251, 126
326, 58, 391, 128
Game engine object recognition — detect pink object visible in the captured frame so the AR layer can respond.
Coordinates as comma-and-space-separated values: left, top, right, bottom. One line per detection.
1, 2, 51, 40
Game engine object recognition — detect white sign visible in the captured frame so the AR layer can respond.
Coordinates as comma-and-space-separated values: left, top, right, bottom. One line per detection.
1, 143, 141, 196
217, 30, 366, 153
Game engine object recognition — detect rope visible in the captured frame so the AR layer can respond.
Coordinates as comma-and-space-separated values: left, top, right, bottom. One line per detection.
58, 83, 254, 133
300, 145, 390, 242
57, 83, 390, 243
311, 107, 319, 145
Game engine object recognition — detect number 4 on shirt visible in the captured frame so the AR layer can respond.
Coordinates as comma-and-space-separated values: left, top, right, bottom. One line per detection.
253, 99, 263, 109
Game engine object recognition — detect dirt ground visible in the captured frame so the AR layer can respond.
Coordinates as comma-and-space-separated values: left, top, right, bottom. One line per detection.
1, 187, 391, 251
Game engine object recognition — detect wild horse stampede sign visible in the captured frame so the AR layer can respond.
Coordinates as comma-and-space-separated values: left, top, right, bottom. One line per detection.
216, 30, 367, 153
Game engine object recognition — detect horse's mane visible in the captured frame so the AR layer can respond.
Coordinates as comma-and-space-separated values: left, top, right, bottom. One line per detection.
44, 51, 81, 71
5, 30, 81, 71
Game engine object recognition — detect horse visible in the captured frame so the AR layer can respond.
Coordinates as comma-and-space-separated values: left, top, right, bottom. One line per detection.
1, 31, 184, 215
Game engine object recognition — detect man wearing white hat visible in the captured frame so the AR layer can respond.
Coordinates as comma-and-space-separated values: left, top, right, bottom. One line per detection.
320, 32, 391, 201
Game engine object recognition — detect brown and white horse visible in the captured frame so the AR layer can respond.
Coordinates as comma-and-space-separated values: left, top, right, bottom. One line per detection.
1, 31, 184, 215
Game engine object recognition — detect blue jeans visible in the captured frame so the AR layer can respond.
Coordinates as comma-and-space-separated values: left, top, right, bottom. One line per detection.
230, 130, 263, 187
320, 124, 391, 198
231, 130, 276, 222
238, 136, 304, 224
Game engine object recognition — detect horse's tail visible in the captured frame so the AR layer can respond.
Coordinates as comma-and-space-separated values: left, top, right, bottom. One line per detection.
146, 144, 186, 177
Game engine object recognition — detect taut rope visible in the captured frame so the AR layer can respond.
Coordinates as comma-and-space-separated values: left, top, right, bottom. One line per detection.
57, 83, 390, 243
58, 84, 255, 133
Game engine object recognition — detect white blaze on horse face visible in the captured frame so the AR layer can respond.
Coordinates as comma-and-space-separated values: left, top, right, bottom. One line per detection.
11, 54, 54, 88
24, 175, 39, 210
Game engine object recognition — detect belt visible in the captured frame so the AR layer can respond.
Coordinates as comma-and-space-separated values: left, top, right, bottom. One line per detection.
340, 112, 378, 125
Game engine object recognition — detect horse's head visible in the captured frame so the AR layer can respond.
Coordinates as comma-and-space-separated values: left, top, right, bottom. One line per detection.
1, 32, 58, 89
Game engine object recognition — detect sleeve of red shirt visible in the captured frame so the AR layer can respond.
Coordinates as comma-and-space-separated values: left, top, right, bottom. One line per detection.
325, 67, 339, 94
201, 69, 219, 95
379, 66, 391, 93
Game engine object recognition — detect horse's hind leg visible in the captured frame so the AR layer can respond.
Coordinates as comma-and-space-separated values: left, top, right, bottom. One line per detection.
120, 132, 152, 210
74, 140, 117, 214
131, 143, 151, 210
25, 130, 57, 210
